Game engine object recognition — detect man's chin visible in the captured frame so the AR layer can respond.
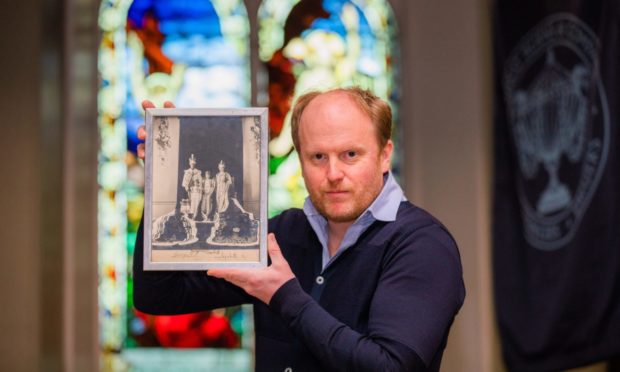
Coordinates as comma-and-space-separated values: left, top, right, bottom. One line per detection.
327, 215, 358, 223
322, 208, 361, 223
310, 196, 361, 222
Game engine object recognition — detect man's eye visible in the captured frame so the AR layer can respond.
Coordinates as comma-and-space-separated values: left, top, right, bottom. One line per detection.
313, 154, 325, 161
345, 151, 357, 158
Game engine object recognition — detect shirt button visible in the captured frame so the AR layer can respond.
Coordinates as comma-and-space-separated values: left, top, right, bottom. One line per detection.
284, 368, 293, 372
316, 276, 324, 285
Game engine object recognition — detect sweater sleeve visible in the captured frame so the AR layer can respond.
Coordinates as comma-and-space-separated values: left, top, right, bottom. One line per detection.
133, 219, 252, 315
269, 223, 464, 371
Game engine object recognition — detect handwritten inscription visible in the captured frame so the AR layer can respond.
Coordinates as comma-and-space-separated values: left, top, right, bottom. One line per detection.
153, 248, 259, 263
170, 250, 248, 260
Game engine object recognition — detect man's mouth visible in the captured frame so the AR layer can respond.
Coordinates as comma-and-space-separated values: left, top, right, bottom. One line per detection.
324, 190, 349, 197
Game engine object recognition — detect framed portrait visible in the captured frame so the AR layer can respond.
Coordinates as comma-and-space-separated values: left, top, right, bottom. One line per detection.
144, 108, 268, 270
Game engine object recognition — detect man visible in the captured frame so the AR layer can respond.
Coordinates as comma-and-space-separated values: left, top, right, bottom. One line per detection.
181, 153, 203, 219
135, 87, 465, 371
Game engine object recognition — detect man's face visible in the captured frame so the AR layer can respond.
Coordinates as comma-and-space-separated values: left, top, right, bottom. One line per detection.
298, 92, 393, 223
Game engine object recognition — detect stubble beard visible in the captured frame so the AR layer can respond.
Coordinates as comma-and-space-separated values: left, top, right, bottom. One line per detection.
308, 180, 383, 223
311, 196, 362, 223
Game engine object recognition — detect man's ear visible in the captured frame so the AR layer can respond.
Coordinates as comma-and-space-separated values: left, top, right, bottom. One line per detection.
380, 140, 394, 173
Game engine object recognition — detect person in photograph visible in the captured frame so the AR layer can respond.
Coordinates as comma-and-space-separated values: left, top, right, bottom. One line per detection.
215, 160, 233, 215
201, 170, 216, 221
181, 154, 203, 219
135, 87, 465, 371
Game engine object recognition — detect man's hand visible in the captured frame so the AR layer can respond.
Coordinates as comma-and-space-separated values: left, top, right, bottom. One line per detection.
137, 100, 175, 160
208, 233, 295, 305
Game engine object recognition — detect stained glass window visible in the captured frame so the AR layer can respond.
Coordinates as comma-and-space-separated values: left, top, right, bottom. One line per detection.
99, 0, 398, 369
98, 0, 252, 370
259, 0, 400, 217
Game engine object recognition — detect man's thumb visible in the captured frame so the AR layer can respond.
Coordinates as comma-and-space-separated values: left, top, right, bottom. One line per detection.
267, 233, 282, 261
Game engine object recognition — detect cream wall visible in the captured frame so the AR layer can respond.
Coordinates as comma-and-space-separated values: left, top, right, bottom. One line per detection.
396, 0, 500, 371
5, 0, 595, 371
0, 1, 42, 370
0, 0, 99, 371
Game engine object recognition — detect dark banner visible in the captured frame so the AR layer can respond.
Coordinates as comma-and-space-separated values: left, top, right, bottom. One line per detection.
493, 1, 620, 370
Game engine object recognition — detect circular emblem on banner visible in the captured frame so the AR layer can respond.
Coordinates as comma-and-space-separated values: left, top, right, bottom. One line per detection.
503, 13, 609, 251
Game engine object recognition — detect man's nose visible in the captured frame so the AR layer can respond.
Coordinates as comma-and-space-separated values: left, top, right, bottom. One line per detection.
326, 159, 344, 182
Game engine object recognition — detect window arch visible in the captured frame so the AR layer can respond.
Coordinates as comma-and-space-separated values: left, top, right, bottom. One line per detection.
98, 0, 252, 368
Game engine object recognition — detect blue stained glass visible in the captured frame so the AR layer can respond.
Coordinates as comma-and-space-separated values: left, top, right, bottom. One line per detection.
159, 19, 222, 37
126, 116, 143, 156
126, 0, 152, 25
163, 38, 243, 66
312, 0, 373, 38
128, 0, 222, 38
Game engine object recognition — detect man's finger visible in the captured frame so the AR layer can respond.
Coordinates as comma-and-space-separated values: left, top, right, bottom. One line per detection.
141, 100, 155, 110
137, 125, 146, 141
163, 101, 176, 108
137, 144, 145, 159
207, 268, 227, 278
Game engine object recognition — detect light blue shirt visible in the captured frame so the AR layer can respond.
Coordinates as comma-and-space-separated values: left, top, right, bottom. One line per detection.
303, 172, 407, 270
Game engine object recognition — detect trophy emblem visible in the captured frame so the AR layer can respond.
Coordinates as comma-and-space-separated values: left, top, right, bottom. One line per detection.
503, 13, 609, 250
512, 51, 588, 214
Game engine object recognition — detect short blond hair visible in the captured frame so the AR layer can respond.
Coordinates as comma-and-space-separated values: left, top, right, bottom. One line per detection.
290, 87, 392, 151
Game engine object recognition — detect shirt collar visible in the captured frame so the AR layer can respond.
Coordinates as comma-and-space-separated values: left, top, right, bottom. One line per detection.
366, 171, 406, 221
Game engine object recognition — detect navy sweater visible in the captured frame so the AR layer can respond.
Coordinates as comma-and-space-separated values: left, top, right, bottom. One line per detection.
134, 202, 465, 371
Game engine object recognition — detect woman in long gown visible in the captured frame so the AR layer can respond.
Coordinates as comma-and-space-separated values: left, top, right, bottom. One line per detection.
215, 160, 233, 215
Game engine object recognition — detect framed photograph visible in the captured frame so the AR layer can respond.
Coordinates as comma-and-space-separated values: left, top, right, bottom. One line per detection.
144, 108, 268, 270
